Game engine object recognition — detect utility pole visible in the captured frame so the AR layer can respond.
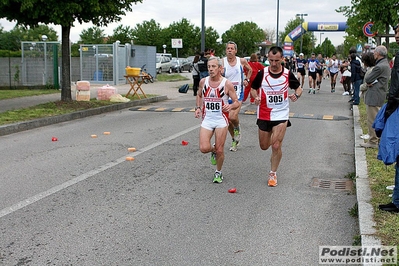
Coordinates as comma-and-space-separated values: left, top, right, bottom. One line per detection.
296, 13, 308, 54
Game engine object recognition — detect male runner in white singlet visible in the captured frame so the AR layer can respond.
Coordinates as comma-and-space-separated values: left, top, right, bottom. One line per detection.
223, 41, 252, 151
251, 46, 303, 187
195, 56, 239, 183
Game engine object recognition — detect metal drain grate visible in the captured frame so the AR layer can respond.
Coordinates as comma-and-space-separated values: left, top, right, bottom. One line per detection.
311, 178, 353, 191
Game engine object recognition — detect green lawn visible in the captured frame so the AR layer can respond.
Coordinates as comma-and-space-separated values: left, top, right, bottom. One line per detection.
358, 102, 399, 247
0, 89, 60, 100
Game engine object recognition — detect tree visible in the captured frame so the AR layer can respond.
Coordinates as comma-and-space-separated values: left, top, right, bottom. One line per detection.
107, 25, 134, 44
131, 19, 164, 49
162, 18, 202, 57
336, 0, 399, 52
0, 0, 143, 101
79, 26, 106, 44
314, 38, 336, 58
264, 27, 276, 44
0, 24, 57, 51
221, 22, 264, 57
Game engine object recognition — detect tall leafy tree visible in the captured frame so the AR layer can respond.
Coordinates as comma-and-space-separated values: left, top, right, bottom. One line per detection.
131, 19, 164, 48
162, 18, 201, 57
314, 38, 336, 58
107, 25, 134, 44
79, 26, 106, 44
221, 21, 264, 57
336, 0, 399, 51
0, 0, 143, 101
0, 24, 57, 51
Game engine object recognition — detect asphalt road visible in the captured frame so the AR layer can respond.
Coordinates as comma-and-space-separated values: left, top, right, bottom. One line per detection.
0, 75, 358, 265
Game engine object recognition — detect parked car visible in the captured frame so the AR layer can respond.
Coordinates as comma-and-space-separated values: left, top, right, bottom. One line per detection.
156, 55, 173, 74
171, 58, 192, 73
180, 58, 192, 72
170, 58, 181, 73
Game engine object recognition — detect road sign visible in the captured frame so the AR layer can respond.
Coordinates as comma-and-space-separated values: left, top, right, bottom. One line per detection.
363, 22, 375, 37
171, 39, 183, 49
356, 44, 362, 52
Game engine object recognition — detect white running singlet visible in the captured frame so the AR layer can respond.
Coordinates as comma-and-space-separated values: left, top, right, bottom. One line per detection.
200, 77, 229, 130
329, 59, 340, 74
257, 67, 290, 121
223, 56, 244, 101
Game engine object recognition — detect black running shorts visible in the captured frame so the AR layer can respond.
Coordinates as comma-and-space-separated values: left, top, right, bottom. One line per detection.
257, 119, 291, 132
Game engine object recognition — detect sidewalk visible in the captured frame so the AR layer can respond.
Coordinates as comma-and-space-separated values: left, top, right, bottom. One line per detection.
0, 79, 195, 136
0, 79, 193, 113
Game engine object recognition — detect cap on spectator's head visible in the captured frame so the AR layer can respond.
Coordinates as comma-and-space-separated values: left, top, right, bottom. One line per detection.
299, 53, 304, 56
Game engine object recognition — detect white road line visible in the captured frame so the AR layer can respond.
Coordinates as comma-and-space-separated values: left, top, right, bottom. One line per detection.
0, 124, 200, 219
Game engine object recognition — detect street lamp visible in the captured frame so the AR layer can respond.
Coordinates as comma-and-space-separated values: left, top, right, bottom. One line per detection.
42, 35, 48, 85
162, 44, 166, 54
319, 33, 324, 47
276, 0, 280, 46
296, 13, 308, 54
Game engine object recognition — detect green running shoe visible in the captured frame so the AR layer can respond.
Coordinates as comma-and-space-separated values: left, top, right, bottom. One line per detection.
213, 172, 223, 183
233, 128, 241, 143
210, 151, 217, 165
229, 140, 237, 152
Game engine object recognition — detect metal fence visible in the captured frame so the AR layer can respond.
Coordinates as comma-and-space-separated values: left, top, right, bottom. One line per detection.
21, 41, 61, 87
79, 43, 128, 85
0, 43, 157, 88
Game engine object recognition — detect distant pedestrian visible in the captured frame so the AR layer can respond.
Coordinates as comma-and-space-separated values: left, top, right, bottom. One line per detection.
192, 55, 200, 96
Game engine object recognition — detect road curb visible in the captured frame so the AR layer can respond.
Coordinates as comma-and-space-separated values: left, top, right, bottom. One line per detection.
0, 95, 167, 136
353, 105, 382, 265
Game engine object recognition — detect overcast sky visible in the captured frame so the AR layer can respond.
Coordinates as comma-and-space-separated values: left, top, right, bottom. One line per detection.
0, 0, 352, 47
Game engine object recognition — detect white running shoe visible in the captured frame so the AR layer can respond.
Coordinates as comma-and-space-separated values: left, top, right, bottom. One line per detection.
360, 134, 370, 140
386, 185, 395, 190
342, 91, 349, 96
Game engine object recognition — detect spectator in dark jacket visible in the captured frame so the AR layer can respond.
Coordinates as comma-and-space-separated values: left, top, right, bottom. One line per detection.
378, 24, 399, 213
349, 53, 363, 105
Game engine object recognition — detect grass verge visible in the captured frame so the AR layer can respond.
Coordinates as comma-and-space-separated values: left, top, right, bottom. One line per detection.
358, 101, 399, 246
156, 73, 189, 82
0, 94, 154, 126
0, 89, 59, 100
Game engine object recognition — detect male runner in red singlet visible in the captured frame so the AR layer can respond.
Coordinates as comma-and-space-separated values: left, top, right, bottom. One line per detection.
195, 56, 239, 183
251, 46, 303, 187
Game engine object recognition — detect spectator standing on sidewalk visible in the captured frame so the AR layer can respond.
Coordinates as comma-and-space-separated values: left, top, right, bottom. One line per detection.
243, 53, 264, 104
349, 53, 363, 105
360, 48, 390, 149
192, 55, 201, 96
197, 49, 211, 79
377, 24, 399, 213
340, 59, 351, 96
